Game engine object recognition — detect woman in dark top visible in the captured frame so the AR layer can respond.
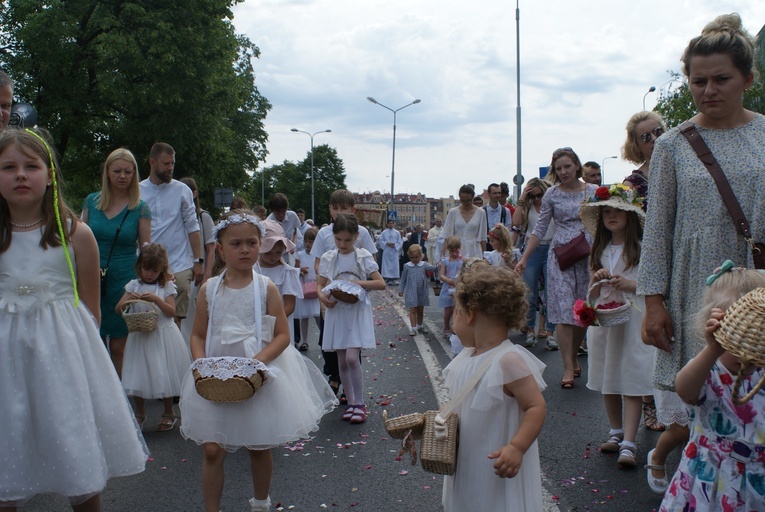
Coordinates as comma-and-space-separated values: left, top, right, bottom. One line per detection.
622, 111, 665, 211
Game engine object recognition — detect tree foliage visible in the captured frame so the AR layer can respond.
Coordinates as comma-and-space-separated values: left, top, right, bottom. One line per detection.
0, 0, 270, 210
240, 144, 347, 226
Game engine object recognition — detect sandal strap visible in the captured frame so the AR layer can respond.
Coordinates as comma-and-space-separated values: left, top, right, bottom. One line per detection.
644, 464, 666, 470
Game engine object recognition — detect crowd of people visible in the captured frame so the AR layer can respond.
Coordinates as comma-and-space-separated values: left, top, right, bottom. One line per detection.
1, 11, 765, 512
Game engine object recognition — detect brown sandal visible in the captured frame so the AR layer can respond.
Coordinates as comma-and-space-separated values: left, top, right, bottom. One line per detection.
642, 401, 665, 431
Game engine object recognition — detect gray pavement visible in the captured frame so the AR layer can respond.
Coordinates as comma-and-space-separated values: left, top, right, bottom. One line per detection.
19, 286, 675, 511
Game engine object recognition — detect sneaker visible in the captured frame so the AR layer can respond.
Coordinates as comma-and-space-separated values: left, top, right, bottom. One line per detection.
618, 445, 638, 469
600, 432, 624, 453
523, 332, 537, 347
419, 325, 428, 334
577, 345, 588, 355
409, 328, 417, 336
249, 496, 271, 512
546, 335, 559, 351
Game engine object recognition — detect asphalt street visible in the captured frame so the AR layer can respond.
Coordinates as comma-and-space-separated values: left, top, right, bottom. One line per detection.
19, 286, 677, 512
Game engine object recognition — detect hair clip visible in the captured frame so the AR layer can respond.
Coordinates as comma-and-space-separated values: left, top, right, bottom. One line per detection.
706, 260, 736, 286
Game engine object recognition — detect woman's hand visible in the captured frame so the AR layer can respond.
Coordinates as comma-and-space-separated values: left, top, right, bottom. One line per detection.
519, 182, 534, 202
514, 258, 526, 275
642, 295, 674, 353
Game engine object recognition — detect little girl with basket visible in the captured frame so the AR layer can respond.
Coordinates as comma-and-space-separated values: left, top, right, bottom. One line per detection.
179, 210, 336, 512
294, 227, 321, 351
660, 262, 765, 511
116, 243, 191, 432
441, 264, 546, 511
578, 185, 655, 468
317, 213, 386, 424
0, 128, 147, 509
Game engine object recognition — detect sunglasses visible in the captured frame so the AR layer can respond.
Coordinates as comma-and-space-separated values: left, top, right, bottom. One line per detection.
553, 147, 573, 158
528, 193, 544, 199
639, 126, 664, 144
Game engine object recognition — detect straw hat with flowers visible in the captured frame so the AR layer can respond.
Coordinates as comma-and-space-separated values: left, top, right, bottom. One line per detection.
579, 184, 645, 236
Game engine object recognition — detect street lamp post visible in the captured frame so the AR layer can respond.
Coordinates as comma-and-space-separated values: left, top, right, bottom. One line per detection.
601, 155, 618, 185
367, 97, 421, 219
290, 128, 331, 221
643, 85, 656, 111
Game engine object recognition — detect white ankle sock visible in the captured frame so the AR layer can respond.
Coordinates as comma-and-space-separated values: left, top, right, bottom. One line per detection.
620, 440, 637, 450
609, 428, 624, 436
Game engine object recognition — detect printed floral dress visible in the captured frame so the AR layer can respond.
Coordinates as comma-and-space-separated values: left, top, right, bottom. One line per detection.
660, 363, 765, 512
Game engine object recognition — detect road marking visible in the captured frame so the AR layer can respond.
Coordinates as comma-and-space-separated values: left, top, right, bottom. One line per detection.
383, 290, 561, 512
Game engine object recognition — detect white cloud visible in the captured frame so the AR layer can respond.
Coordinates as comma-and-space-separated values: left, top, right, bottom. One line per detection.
232, 0, 765, 198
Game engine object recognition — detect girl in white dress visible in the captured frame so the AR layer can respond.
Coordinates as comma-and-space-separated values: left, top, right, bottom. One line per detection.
0, 128, 147, 510
116, 243, 191, 432
255, 219, 302, 348
442, 264, 546, 511
483, 224, 519, 268
317, 214, 386, 424
579, 185, 654, 469
294, 227, 321, 351
179, 210, 336, 512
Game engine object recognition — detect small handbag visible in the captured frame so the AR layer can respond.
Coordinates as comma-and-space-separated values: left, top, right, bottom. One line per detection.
100, 208, 131, 297
301, 280, 318, 300
680, 121, 765, 269
553, 231, 590, 271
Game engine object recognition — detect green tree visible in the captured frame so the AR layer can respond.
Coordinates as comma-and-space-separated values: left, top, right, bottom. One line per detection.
245, 144, 347, 226
0, 0, 270, 208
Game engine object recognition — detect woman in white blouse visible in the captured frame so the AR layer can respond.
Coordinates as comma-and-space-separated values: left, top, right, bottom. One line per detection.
440, 184, 487, 259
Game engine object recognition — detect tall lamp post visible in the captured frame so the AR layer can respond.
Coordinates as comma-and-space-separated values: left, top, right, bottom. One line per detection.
290, 128, 331, 221
601, 155, 618, 185
643, 85, 656, 111
366, 97, 421, 219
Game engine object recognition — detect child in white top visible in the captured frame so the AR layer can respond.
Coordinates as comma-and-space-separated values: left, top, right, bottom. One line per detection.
255, 219, 303, 348
0, 128, 147, 508
442, 264, 546, 511
116, 243, 191, 432
317, 214, 385, 424
398, 243, 438, 336
294, 227, 321, 351
483, 224, 519, 268
179, 210, 336, 512
579, 186, 653, 469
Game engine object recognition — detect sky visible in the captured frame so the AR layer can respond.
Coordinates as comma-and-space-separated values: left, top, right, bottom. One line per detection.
231, 0, 765, 200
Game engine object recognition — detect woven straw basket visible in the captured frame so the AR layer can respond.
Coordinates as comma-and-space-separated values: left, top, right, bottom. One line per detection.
587, 280, 631, 327
713, 287, 765, 405
122, 299, 160, 332
193, 366, 267, 403
420, 410, 459, 475
330, 290, 359, 304
382, 410, 425, 440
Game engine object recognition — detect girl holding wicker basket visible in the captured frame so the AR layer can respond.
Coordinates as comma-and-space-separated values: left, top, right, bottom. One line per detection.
578, 185, 655, 469
659, 262, 765, 511
0, 128, 148, 510
317, 213, 386, 424
441, 264, 546, 511
115, 243, 191, 432
179, 210, 337, 512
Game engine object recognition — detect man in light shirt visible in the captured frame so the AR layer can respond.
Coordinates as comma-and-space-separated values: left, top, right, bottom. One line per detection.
484, 182, 512, 244
139, 142, 202, 328
0, 71, 13, 132
582, 161, 602, 186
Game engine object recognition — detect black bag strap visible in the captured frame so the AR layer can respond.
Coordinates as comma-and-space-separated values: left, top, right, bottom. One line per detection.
103, 208, 131, 269
679, 121, 753, 240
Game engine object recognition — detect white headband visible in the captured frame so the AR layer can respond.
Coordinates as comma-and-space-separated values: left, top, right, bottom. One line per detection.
212, 213, 265, 240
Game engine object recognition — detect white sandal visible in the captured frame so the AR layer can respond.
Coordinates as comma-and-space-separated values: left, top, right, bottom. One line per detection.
645, 448, 669, 494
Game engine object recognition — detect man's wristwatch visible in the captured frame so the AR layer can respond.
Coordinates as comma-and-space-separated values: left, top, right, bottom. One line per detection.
194, 258, 204, 265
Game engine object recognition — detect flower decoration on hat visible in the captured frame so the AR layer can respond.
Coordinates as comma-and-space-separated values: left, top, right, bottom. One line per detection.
587, 184, 644, 208
579, 184, 646, 236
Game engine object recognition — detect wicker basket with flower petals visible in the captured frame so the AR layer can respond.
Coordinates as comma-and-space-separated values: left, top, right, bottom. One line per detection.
122, 299, 160, 332
713, 287, 765, 405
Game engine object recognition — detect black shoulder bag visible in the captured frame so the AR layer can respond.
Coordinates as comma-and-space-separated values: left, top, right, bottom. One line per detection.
679, 121, 765, 269
100, 208, 131, 296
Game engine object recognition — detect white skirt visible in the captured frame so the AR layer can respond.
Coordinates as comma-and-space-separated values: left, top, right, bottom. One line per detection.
122, 321, 192, 398
294, 297, 320, 319
179, 344, 337, 451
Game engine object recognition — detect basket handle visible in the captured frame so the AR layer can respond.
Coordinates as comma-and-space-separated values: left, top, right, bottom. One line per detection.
732, 359, 765, 405
122, 298, 160, 313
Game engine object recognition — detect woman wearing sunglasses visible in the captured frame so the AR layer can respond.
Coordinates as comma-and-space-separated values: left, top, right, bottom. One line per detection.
516, 148, 596, 388
511, 178, 557, 350
622, 112, 665, 211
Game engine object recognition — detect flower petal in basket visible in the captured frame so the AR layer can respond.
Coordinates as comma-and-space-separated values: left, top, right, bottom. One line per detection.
322, 280, 368, 305
382, 410, 425, 440
586, 279, 632, 327
192, 356, 269, 402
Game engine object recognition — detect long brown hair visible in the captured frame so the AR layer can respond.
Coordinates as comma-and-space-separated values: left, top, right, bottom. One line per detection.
590, 209, 643, 272
0, 128, 77, 254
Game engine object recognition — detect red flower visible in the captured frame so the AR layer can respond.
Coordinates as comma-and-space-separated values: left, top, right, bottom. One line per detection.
595, 186, 611, 200
579, 308, 596, 326
685, 442, 697, 459
720, 373, 733, 386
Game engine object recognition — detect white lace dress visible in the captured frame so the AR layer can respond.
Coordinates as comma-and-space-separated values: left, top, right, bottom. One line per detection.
255, 263, 303, 344
442, 341, 546, 511
179, 274, 337, 451
0, 231, 148, 506
121, 279, 191, 398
